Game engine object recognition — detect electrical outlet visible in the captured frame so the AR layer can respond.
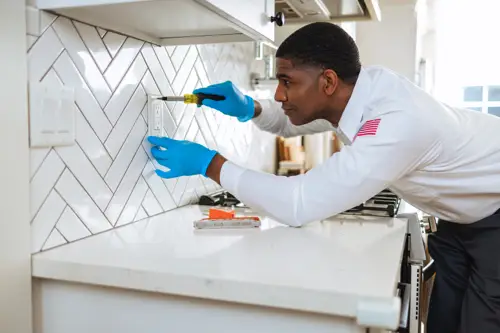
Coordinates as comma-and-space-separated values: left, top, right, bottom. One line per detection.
147, 95, 164, 137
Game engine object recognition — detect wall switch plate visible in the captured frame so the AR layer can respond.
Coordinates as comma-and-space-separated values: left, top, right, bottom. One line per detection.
29, 82, 76, 148
147, 95, 165, 137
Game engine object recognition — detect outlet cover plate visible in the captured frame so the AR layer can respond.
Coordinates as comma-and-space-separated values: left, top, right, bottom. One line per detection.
147, 95, 165, 137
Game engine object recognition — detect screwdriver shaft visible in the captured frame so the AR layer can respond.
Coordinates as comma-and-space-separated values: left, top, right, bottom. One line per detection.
155, 93, 225, 106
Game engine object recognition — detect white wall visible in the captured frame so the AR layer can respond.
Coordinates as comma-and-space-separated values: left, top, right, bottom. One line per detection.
356, 0, 419, 82
0, 1, 33, 332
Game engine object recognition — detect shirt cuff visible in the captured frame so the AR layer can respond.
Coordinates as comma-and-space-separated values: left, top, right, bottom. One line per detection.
251, 99, 274, 127
220, 161, 246, 197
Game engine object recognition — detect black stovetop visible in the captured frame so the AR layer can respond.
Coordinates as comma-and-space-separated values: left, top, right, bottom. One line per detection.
198, 189, 401, 218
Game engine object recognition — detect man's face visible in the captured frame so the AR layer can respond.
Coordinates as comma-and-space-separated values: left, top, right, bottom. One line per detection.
274, 58, 333, 126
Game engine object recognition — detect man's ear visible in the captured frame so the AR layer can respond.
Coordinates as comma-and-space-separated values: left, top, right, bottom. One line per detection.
322, 69, 338, 96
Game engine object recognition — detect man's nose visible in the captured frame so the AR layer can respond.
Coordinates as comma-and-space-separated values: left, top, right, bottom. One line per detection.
274, 85, 287, 102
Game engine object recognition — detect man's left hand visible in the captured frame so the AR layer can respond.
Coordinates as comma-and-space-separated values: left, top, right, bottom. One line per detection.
148, 136, 218, 179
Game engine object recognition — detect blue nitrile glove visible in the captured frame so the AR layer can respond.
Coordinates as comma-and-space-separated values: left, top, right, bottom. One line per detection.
148, 136, 218, 179
193, 81, 255, 122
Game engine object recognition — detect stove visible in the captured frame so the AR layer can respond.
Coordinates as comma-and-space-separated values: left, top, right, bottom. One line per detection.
198, 189, 246, 208
342, 189, 401, 217
198, 189, 401, 218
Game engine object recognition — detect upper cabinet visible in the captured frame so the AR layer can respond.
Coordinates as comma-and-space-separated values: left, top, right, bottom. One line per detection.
35, 0, 380, 46
276, 0, 381, 23
274, 0, 381, 45
35, 0, 281, 45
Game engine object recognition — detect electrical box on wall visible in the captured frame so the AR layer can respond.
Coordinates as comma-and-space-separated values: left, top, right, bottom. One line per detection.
29, 82, 76, 148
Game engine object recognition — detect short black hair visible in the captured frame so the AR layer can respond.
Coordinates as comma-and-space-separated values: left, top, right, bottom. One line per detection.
276, 22, 361, 84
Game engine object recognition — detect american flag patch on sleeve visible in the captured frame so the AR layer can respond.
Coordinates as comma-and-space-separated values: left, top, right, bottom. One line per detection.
353, 118, 381, 142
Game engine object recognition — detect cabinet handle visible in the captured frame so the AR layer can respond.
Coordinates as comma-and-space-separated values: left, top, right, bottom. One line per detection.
270, 12, 285, 26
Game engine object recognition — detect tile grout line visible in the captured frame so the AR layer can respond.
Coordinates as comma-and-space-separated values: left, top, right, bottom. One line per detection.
109, 139, 150, 227
194, 115, 215, 150
101, 30, 113, 59
38, 193, 69, 252
46, 198, 71, 246
29, 149, 65, 224
26, 34, 40, 53
71, 139, 114, 194
29, 148, 52, 182
164, 106, 177, 137
54, 191, 94, 237
199, 105, 219, 146
102, 35, 130, 77
52, 21, 113, 108
140, 166, 165, 213
177, 57, 199, 99
127, 180, 150, 224
152, 43, 174, 87
105, 92, 147, 170
52, 149, 114, 228
138, 173, 158, 216
50, 56, 114, 134
140, 203, 150, 218
103, 127, 148, 214
99, 28, 108, 41
37, 40, 65, 83
140, 107, 148, 126
142, 51, 172, 98
195, 49, 213, 85
103, 42, 146, 112
71, 19, 111, 89
103, 112, 146, 184
55, 227, 69, 243
102, 68, 148, 145
39, 12, 58, 37
169, 66, 199, 139
169, 45, 193, 90
72, 103, 112, 178
105, 114, 147, 200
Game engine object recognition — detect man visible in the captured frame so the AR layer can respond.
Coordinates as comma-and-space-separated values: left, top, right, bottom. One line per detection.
148, 22, 500, 332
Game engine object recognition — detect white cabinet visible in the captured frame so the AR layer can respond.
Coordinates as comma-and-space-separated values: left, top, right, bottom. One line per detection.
200, 0, 276, 42
33, 279, 372, 333
35, 0, 281, 45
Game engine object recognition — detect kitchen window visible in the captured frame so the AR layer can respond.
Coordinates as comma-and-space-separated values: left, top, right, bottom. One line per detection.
461, 85, 500, 116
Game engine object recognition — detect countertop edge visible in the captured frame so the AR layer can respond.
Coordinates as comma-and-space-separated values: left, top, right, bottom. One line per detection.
31, 255, 399, 320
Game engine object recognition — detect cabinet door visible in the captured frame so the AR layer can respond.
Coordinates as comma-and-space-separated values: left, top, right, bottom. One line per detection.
197, 0, 276, 42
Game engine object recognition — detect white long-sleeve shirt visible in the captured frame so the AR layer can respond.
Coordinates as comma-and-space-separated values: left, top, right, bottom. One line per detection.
220, 66, 500, 226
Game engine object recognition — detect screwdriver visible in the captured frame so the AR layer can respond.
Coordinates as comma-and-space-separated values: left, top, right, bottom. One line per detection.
155, 93, 225, 106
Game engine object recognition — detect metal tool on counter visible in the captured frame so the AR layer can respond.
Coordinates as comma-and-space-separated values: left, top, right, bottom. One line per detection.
156, 93, 225, 106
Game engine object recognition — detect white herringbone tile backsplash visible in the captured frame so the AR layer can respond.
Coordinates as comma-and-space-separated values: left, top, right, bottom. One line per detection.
27, 12, 273, 253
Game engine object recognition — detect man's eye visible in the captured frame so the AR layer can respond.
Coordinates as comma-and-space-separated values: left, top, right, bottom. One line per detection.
282, 80, 290, 86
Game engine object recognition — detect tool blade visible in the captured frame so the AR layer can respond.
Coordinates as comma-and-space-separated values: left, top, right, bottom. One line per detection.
156, 96, 184, 102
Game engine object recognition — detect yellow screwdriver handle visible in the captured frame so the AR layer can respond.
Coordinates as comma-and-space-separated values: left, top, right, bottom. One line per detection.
183, 93, 225, 106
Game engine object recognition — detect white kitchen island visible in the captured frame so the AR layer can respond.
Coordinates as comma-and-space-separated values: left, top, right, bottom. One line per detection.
32, 205, 409, 333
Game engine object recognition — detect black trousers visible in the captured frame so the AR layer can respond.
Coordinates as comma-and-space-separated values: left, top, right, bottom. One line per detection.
427, 210, 500, 333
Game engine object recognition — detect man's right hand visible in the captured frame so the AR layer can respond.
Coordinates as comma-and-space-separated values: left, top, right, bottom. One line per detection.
193, 81, 255, 122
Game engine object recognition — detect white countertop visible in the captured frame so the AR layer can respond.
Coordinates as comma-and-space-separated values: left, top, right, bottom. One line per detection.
32, 205, 408, 326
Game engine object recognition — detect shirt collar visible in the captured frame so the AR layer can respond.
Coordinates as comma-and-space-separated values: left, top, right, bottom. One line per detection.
337, 67, 372, 144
